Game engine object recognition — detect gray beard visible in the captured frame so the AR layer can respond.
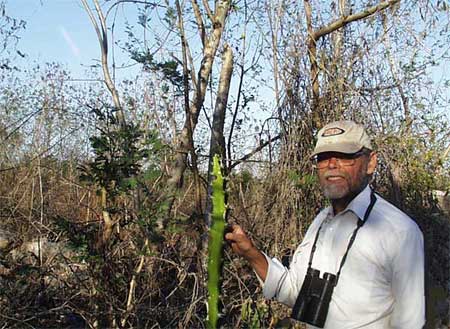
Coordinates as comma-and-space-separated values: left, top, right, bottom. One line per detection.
322, 183, 350, 200
321, 177, 370, 201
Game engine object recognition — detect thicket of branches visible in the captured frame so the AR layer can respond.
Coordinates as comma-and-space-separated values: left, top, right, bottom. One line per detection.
1, 0, 450, 328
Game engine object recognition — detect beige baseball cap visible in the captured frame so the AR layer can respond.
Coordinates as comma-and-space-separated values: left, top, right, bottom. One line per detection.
311, 120, 373, 157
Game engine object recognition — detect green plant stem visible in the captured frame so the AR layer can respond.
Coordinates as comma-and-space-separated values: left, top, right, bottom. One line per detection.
207, 154, 226, 329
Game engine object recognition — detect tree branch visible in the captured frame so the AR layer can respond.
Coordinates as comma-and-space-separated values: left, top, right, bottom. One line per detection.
202, 0, 214, 22
105, 1, 164, 18
120, 238, 149, 327
81, 0, 125, 125
229, 134, 281, 170
314, 0, 401, 40
191, 0, 206, 47
209, 44, 233, 163
382, 13, 410, 130
304, 0, 320, 126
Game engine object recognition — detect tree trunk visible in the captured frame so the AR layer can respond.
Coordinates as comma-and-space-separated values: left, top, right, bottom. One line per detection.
206, 44, 233, 227
164, 0, 232, 229
208, 45, 233, 174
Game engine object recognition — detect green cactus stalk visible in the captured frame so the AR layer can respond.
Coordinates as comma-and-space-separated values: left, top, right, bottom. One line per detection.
207, 154, 226, 329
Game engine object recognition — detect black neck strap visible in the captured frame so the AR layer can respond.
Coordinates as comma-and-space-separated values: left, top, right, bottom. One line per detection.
307, 190, 377, 284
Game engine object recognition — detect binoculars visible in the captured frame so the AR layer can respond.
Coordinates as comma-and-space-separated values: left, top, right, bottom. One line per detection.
291, 268, 336, 328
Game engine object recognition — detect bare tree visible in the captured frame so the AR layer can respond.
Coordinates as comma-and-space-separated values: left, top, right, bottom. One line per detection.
80, 0, 125, 126
164, 0, 233, 227
304, 0, 400, 127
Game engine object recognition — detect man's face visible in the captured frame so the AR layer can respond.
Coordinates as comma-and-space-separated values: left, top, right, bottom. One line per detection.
316, 151, 377, 200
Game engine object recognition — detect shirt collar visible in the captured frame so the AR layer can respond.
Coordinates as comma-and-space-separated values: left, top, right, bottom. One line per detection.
345, 184, 372, 221
326, 184, 372, 220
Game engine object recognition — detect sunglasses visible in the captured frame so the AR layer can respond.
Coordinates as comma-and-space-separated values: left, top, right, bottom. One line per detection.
312, 150, 368, 169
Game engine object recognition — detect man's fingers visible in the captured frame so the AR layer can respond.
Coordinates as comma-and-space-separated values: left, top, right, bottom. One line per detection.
229, 224, 244, 235
224, 224, 246, 243
224, 231, 236, 242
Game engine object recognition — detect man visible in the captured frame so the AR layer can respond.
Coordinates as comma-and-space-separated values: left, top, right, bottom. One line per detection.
225, 120, 425, 328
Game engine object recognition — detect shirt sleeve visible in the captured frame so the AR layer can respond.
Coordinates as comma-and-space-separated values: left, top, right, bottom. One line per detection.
389, 226, 425, 329
261, 247, 308, 307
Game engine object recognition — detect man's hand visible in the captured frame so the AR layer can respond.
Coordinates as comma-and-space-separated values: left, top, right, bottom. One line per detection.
225, 224, 268, 281
224, 224, 255, 257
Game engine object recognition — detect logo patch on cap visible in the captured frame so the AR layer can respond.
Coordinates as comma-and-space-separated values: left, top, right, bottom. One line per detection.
322, 127, 345, 137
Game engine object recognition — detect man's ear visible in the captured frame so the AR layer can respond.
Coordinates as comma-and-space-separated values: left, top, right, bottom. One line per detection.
366, 151, 377, 175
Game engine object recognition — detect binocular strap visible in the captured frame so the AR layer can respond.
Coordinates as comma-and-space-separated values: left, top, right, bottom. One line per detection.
307, 190, 377, 285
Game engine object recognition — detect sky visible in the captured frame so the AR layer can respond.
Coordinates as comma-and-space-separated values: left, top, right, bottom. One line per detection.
7, 0, 138, 78
4, 0, 275, 140
5, 0, 449, 123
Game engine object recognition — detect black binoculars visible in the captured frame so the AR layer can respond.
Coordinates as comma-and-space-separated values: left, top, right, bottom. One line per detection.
291, 268, 336, 328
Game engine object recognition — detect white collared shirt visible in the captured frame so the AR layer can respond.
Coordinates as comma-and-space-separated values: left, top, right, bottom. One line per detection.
262, 185, 425, 329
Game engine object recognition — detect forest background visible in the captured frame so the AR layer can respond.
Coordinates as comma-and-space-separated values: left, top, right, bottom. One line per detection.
1, 0, 450, 328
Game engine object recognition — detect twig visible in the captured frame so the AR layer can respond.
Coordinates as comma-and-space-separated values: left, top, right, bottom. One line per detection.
120, 238, 149, 327
229, 134, 281, 170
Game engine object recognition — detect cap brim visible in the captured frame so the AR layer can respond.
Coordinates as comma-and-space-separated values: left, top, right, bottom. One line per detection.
310, 142, 363, 158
